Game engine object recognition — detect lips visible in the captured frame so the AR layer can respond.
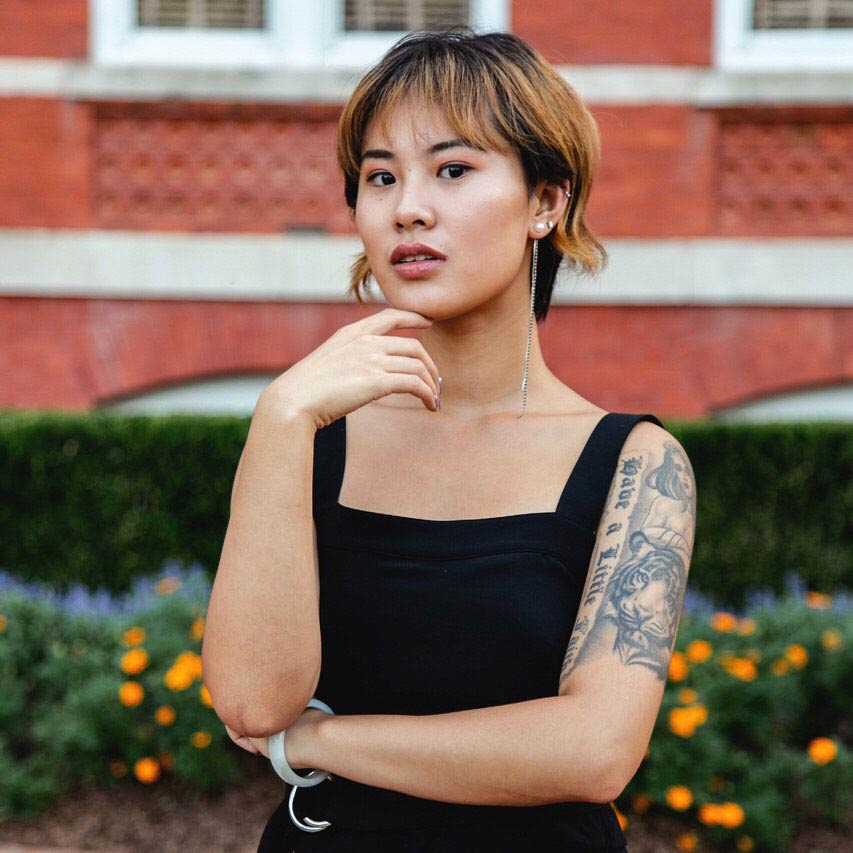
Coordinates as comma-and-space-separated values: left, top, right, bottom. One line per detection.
390, 242, 447, 265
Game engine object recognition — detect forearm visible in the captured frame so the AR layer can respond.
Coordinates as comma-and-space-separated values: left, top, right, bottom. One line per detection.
308, 695, 622, 807
202, 391, 321, 735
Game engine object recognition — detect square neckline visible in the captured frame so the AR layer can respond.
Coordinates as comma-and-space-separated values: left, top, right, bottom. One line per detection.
333, 410, 611, 526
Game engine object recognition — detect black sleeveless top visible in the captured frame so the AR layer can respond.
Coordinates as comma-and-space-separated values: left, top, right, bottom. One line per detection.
259, 411, 665, 853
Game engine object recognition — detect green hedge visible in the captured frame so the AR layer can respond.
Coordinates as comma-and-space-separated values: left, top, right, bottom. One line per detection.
0, 411, 850, 607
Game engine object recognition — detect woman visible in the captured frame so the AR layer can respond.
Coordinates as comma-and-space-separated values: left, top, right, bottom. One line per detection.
202, 27, 697, 853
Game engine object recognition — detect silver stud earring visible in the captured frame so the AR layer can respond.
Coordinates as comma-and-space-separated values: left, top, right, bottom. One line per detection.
546, 220, 554, 229
519, 238, 538, 419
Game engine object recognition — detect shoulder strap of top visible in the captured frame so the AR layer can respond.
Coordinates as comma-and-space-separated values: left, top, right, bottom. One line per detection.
556, 412, 665, 534
312, 415, 346, 519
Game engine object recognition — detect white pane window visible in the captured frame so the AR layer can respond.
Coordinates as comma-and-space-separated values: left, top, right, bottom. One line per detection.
92, 0, 508, 68
715, 0, 853, 70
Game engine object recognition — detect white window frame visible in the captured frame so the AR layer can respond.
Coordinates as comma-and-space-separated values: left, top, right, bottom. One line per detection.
91, 0, 509, 69
715, 0, 853, 71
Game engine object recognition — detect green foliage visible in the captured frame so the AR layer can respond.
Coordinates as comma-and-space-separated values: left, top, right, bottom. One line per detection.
0, 580, 242, 821
0, 412, 850, 607
619, 597, 852, 852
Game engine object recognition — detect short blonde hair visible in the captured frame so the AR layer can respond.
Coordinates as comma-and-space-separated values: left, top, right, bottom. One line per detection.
335, 27, 607, 320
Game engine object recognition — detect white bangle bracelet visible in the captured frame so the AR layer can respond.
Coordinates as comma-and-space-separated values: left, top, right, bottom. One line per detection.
267, 697, 334, 788
268, 698, 335, 833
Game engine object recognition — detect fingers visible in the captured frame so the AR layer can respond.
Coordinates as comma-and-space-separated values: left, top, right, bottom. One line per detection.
380, 357, 441, 411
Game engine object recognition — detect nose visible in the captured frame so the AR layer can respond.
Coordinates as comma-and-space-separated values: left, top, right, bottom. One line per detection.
393, 177, 435, 231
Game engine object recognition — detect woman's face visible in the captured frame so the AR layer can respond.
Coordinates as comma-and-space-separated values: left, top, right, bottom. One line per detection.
354, 98, 536, 321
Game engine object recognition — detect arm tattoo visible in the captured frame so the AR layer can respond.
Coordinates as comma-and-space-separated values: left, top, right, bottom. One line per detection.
559, 440, 696, 685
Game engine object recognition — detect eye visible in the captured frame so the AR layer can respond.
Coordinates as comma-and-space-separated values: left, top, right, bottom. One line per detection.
366, 171, 395, 187
438, 163, 471, 179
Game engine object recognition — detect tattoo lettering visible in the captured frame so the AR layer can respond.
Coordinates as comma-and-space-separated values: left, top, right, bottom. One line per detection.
559, 440, 696, 686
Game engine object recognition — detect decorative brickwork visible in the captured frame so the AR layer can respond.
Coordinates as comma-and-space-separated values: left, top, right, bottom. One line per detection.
92, 103, 355, 234
717, 108, 852, 236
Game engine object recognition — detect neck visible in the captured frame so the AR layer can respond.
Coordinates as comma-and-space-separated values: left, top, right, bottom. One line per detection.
416, 292, 551, 420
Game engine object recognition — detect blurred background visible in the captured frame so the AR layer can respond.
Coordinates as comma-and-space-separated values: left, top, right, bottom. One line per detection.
0, 2, 850, 852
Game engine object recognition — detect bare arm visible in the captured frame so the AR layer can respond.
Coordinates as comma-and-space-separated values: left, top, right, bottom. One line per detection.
201, 389, 322, 737
287, 695, 620, 806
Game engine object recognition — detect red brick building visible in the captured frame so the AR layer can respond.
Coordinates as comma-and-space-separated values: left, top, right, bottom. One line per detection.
1, 0, 851, 420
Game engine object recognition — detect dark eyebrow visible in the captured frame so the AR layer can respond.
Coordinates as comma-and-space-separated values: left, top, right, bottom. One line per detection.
360, 138, 484, 163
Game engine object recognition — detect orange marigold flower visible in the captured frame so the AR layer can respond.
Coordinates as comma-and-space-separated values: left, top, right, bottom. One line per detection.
668, 706, 706, 738
118, 680, 144, 707
771, 658, 789, 675
109, 759, 127, 778
134, 756, 160, 784
155, 705, 176, 726
668, 651, 689, 682
632, 794, 651, 814
685, 704, 709, 726
724, 657, 757, 681
785, 644, 808, 669
737, 618, 756, 636
718, 802, 746, 828
191, 730, 213, 749
807, 737, 837, 765
737, 836, 755, 852
157, 750, 174, 771
199, 683, 213, 707
676, 832, 698, 851
120, 648, 149, 676
698, 803, 721, 825
610, 803, 628, 831
174, 651, 203, 679
164, 666, 193, 691
686, 639, 713, 663
711, 612, 738, 632
189, 617, 205, 641
678, 688, 698, 705
156, 576, 181, 595
122, 626, 146, 647
806, 591, 831, 609
821, 629, 843, 651
666, 785, 693, 811
0, 614, 7, 633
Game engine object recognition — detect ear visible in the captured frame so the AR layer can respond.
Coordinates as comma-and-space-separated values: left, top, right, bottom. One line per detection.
528, 179, 571, 238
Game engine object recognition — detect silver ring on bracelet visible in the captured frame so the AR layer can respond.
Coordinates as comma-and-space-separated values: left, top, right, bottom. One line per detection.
267, 697, 335, 832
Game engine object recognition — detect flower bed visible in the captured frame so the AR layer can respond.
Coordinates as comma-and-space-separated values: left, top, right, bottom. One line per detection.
0, 564, 849, 852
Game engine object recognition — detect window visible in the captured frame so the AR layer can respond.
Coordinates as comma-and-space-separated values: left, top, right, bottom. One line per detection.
136, 0, 266, 29
343, 0, 469, 31
715, 0, 853, 70
92, 0, 508, 68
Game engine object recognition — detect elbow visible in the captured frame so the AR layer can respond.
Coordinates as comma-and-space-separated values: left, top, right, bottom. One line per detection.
203, 658, 321, 738
586, 775, 627, 806
584, 753, 640, 805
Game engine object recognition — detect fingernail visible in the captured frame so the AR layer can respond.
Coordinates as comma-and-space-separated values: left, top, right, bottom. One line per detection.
435, 395, 441, 411
438, 376, 442, 392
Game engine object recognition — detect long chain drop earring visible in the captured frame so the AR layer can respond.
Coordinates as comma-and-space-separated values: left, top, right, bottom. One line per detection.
519, 218, 554, 416
518, 235, 539, 418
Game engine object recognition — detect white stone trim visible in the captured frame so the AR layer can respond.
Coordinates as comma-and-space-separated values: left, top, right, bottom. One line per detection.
1, 58, 852, 104
1, 229, 850, 305
714, 0, 853, 72
91, 0, 509, 69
